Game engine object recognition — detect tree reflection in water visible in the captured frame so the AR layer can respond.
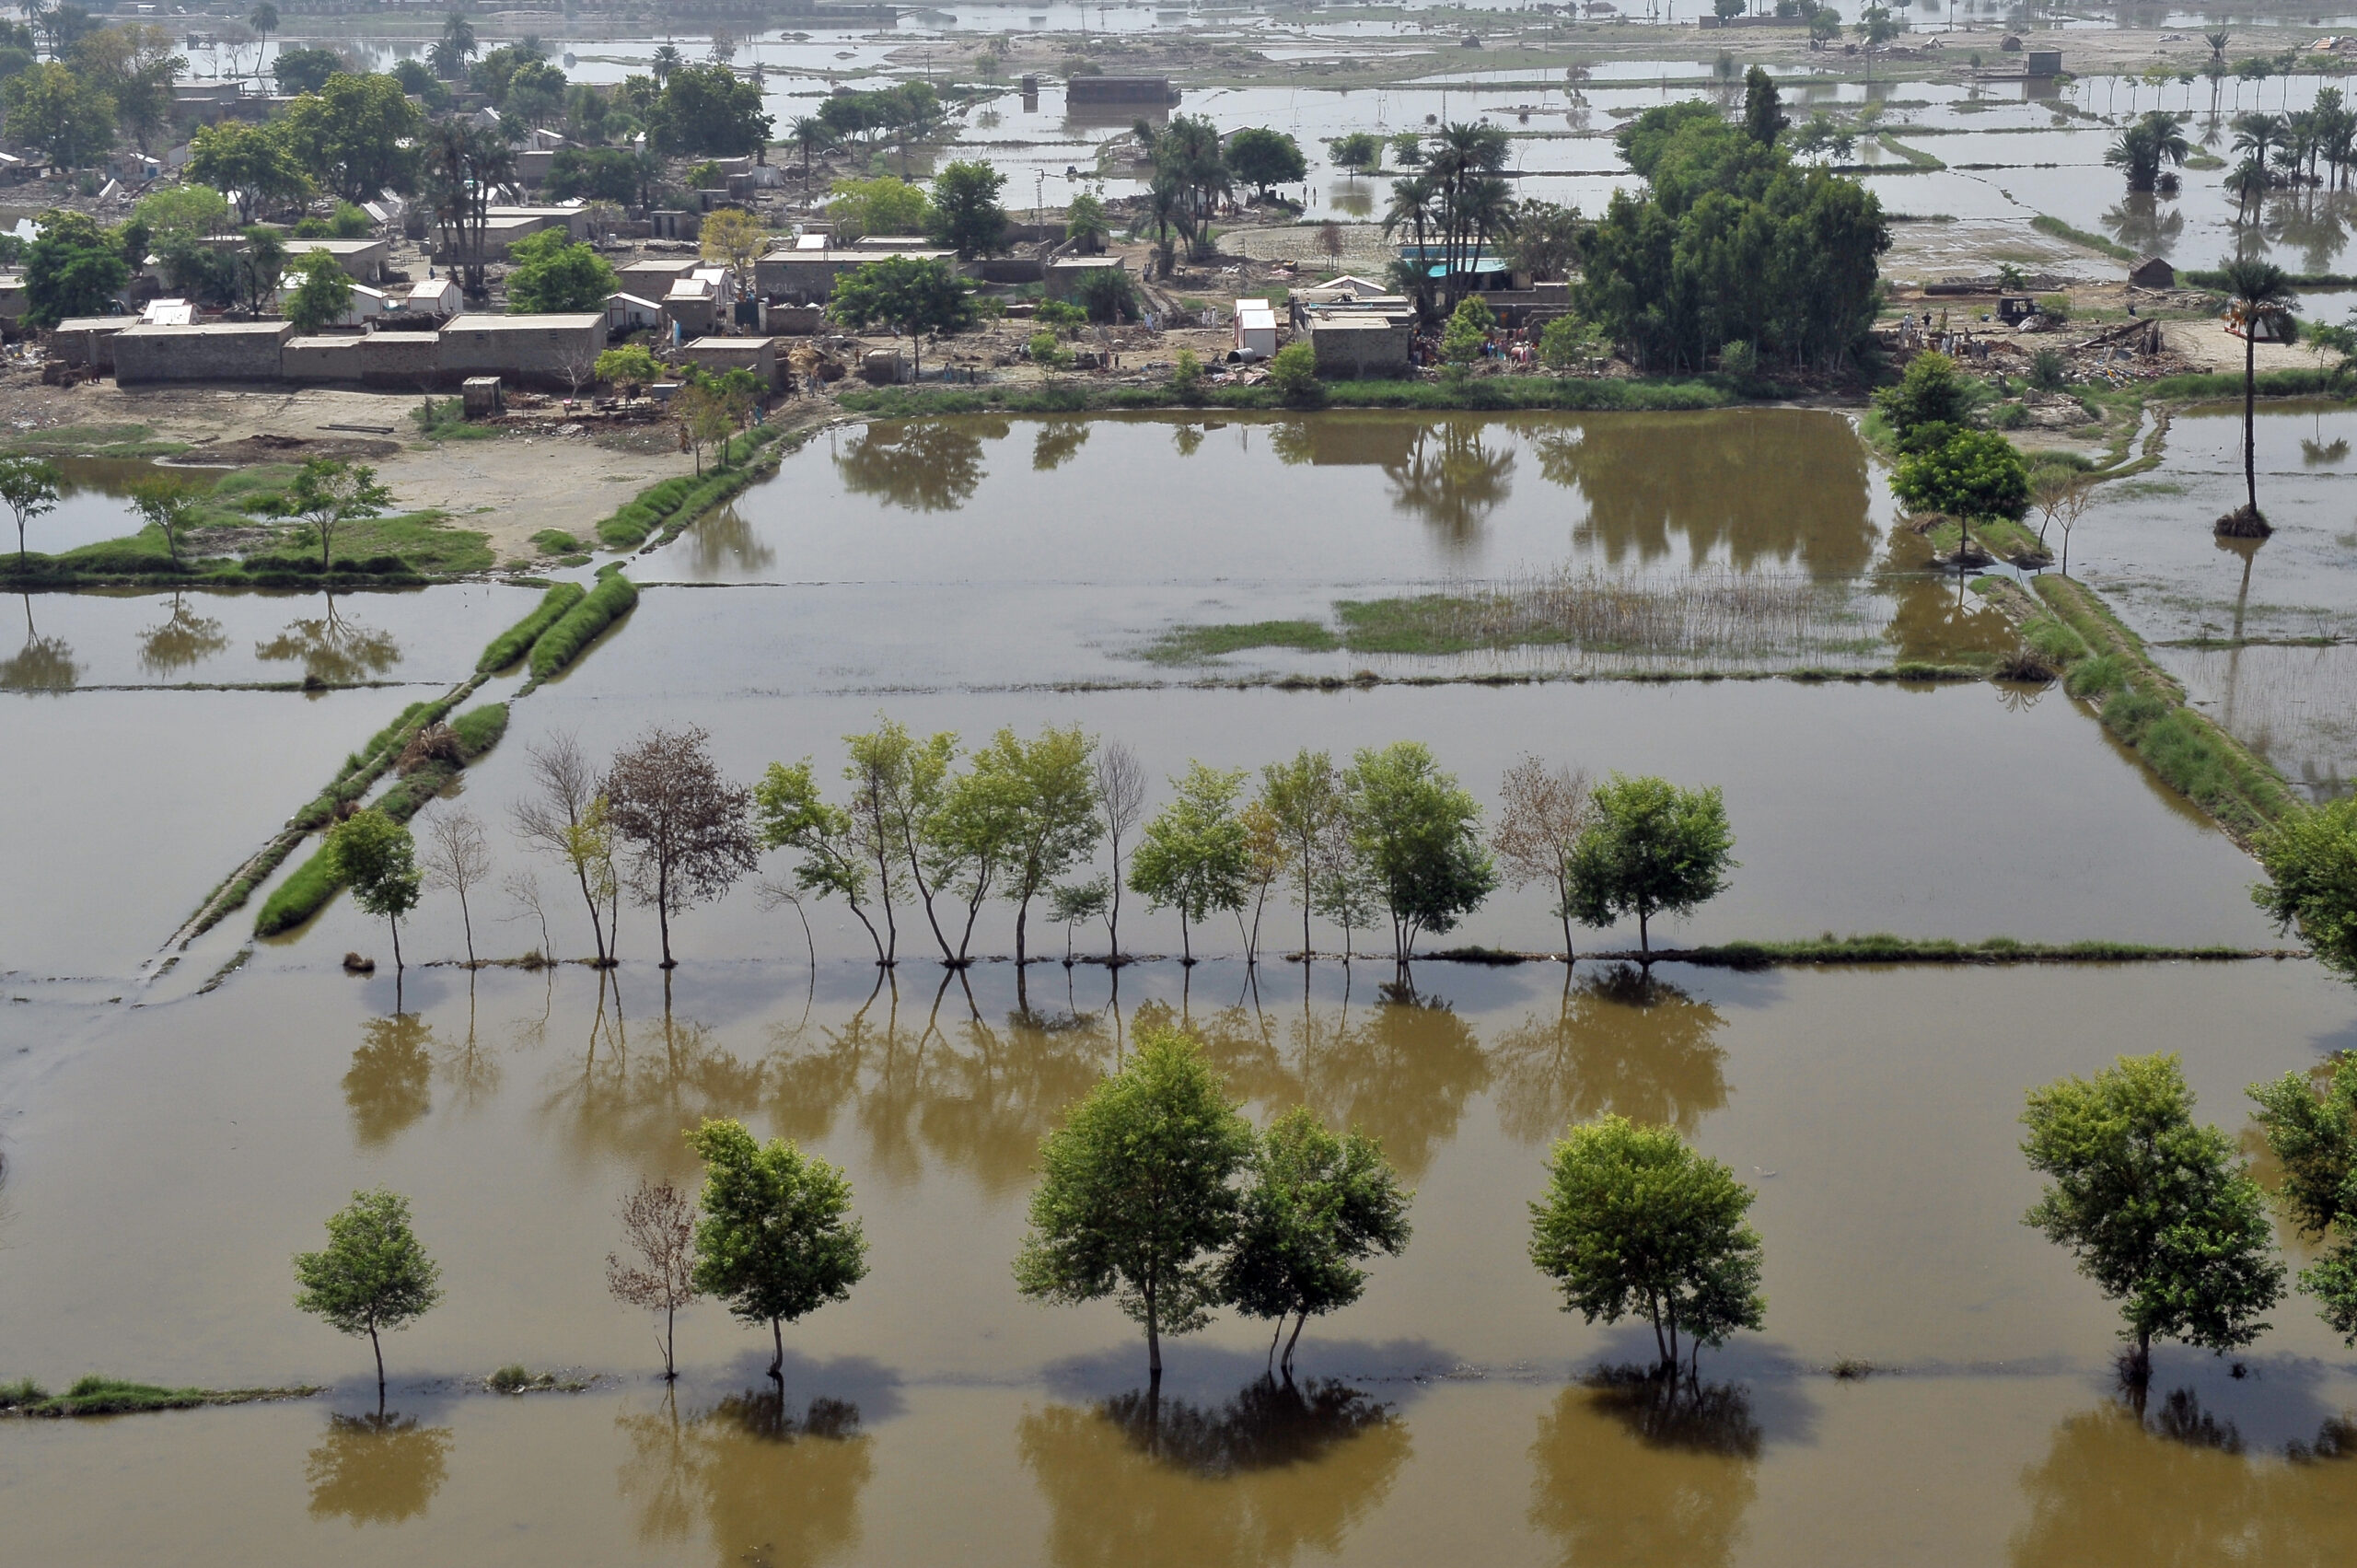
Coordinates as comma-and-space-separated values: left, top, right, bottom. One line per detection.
1528, 1373, 1759, 1568
254, 591, 401, 687
1018, 1376, 1409, 1568
1033, 420, 1091, 472
833, 419, 1004, 512
0, 594, 76, 691
1491, 964, 1730, 1143
615, 1389, 871, 1568
684, 502, 776, 575
304, 1411, 454, 1525
1383, 419, 1515, 549
2011, 1388, 2357, 1568
344, 1013, 436, 1147
137, 591, 228, 677
2103, 193, 2185, 259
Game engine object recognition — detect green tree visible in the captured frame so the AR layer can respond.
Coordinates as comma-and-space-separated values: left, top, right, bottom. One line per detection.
1341, 741, 1497, 966
70, 23, 182, 155
2107, 110, 2191, 192
972, 724, 1097, 970
926, 157, 1010, 259
283, 249, 353, 333
293, 1188, 443, 1406
1567, 774, 1736, 957
845, 716, 957, 965
133, 182, 226, 248
504, 226, 620, 314
1742, 65, 1787, 145
827, 254, 974, 379
1890, 428, 2030, 563
188, 119, 309, 224
2215, 255, 2295, 529
1872, 349, 1980, 439
2248, 1054, 2357, 1342
328, 808, 423, 971
1502, 198, 1584, 283
595, 343, 664, 392
1073, 265, 1139, 325
826, 174, 933, 241
2250, 796, 2357, 984
1260, 749, 1342, 961
1226, 127, 1307, 199
286, 457, 392, 573
545, 145, 640, 204
648, 62, 772, 157
1015, 1028, 1255, 1383
1325, 131, 1382, 175
755, 759, 885, 964
1439, 294, 1496, 371
3, 61, 114, 170
1063, 192, 1110, 251
1528, 1113, 1765, 1377
0, 454, 59, 568
2021, 1053, 2284, 1384
1129, 762, 1251, 964
1222, 1107, 1413, 1375
233, 225, 288, 317
23, 209, 128, 327
277, 72, 422, 203
685, 1118, 869, 1383
1268, 339, 1319, 404
128, 476, 198, 568
272, 45, 341, 94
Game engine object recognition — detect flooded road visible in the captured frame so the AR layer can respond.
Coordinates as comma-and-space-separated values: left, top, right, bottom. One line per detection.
4, 407, 2352, 1564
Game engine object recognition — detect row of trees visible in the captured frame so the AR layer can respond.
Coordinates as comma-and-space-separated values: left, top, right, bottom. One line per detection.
323, 722, 1740, 981
759, 722, 1736, 971
296, 1028, 1767, 1399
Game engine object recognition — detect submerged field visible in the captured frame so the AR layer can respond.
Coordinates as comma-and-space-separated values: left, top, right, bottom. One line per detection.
4, 404, 2354, 1566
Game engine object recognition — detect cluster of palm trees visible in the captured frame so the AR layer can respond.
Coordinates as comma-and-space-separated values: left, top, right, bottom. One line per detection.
2221, 92, 2357, 218
420, 119, 517, 299
1380, 122, 1515, 320
1133, 115, 1231, 277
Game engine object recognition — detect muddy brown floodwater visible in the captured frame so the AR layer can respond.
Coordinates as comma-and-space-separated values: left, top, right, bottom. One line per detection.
3, 408, 2354, 1565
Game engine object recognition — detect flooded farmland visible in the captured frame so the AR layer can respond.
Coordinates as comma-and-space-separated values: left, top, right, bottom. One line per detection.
6, 406, 2356, 1566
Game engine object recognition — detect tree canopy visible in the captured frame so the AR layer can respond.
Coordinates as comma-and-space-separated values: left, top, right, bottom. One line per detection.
23, 209, 127, 328
1529, 1113, 1766, 1376
648, 62, 772, 157
504, 226, 620, 313
1567, 774, 1736, 956
1342, 741, 1497, 965
927, 158, 1010, 259
828, 255, 973, 377
2251, 796, 2357, 985
2248, 1054, 2357, 1343
2022, 1053, 2283, 1380
1222, 1108, 1413, 1375
1015, 1028, 1256, 1382
1226, 127, 1307, 198
686, 1118, 868, 1379
293, 1187, 443, 1401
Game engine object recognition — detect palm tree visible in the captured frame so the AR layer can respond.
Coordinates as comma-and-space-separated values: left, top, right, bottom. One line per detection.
791, 116, 834, 185
651, 43, 681, 86
2106, 110, 2189, 192
248, 2, 276, 87
1382, 174, 1436, 312
2232, 110, 2286, 172
2205, 29, 2230, 61
2214, 255, 2293, 534
2226, 156, 2269, 219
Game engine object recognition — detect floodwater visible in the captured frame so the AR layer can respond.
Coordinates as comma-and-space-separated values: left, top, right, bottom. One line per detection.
6, 406, 2356, 1563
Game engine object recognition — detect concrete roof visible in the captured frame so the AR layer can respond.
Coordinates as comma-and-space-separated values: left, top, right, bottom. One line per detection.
53, 316, 130, 332
284, 238, 387, 254
115, 320, 292, 338
440, 314, 603, 331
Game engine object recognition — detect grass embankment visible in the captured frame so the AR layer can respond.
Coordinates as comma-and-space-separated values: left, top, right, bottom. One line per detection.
1876, 134, 1946, 170
0, 1376, 317, 1417
1420, 935, 2290, 966
835, 374, 1747, 419
527, 569, 637, 682
2182, 269, 2357, 290
2031, 215, 2138, 262
0, 423, 191, 460
478, 582, 586, 672
595, 425, 785, 550
2026, 575, 2297, 844
252, 696, 510, 938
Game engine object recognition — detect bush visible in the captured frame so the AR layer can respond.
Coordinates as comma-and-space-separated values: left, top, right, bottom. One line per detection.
1027, 330, 1071, 368
1035, 299, 1087, 330
1718, 338, 1758, 376
1073, 265, 1141, 324
2065, 653, 2129, 698
1990, 400, 2030, 429
2036, 293, 2073, 324
1267, 340, 1321, 403
2029, 348, 2069, 391
528, 571, 638, 680
476, 583, 586, 671
1167, 349, 1205, 402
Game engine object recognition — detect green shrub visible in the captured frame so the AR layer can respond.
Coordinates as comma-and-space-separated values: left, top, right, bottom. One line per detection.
477, 583, 586, 671
2029, 348, 2069, 391
1267, 340, 1321, 403
531, 528, 582, 555
2020, 617, 2085, 663
254, 842, 343, 936
2099, 687, 2172, 745
1167, 349, 1205, 402
1035, 299, 1087, 330
528, 572, 638, 679
1027, 330, 1071, 368
1989, 400, 2029, 429
2064, 653, 2128, 698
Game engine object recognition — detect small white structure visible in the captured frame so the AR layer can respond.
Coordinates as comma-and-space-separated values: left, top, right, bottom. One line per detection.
141, 297, 196, 326
394, 277, 463, 318
1233, 297, 1279, 360
277, 275, 389, 328
1295, 273, 1390, 306
606, 291, 662, 333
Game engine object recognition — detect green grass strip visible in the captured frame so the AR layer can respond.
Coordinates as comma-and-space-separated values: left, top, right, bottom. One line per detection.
595, 426, 784, 549
1144, 620, 1342, 664
528, 570, 638, 679
835, 374, 1746, 418
2031, 214, 2138, 262
478, 583, 586, 672
1, 1376, 317, 1417
451, 702, 508, 761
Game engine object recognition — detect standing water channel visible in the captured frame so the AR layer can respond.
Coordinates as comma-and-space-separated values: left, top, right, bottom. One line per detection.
3, 408, 2353, 1566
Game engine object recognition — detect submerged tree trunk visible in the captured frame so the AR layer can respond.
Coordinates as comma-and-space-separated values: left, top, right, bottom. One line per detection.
370, 1324, 387, 1403
770, 1317, 785, 1382
664, 1302, 678, 1380
1146, 1284, 1162, 1384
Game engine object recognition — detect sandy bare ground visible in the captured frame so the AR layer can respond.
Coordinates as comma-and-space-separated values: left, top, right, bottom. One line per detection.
0, 376, 697, 563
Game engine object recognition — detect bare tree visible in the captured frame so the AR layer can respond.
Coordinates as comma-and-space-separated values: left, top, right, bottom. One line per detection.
555, 345, 598, 405
2034, 471, 2097, 578
1492, 756, 1592, 962
512, 732, 612, 966
604, 726, 760, 969
605, 1177, 702, 1381
421, 807, 493, 966
501, 869, 552, 964
1094, 738, 1147, 960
